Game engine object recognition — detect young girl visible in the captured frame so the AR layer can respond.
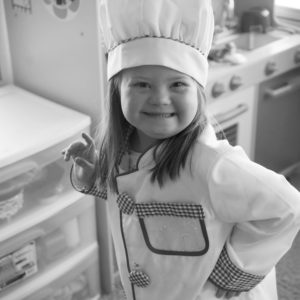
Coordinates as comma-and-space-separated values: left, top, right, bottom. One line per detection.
62, 0, 300, 299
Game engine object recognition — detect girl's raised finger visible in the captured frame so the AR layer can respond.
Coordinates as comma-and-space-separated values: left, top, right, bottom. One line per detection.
61, 148, 68, 160
63, 147, 75, 161
82, 132, 94, 146
63, 142, 85, 160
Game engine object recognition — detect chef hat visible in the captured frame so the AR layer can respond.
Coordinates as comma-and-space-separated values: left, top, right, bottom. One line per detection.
99, 0, 214, 87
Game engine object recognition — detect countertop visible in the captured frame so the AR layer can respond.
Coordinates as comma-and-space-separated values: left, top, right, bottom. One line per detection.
206, 30, 300, 101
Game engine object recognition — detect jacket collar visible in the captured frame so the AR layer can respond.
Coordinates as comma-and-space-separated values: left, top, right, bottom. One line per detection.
136, 124, 217, 170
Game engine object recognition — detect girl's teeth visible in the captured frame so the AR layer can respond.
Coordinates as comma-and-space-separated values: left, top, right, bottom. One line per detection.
147, 113, 173, 118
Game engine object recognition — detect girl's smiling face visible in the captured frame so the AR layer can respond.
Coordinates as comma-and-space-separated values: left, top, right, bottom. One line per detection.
120, 65, 199, 152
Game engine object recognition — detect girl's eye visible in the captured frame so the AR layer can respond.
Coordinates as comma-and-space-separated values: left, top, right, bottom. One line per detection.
132, 82, 151, 88
172, 81, 188, 88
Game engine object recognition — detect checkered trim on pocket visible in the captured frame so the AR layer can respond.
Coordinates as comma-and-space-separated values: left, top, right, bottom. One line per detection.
129, 270, 151, 287
135, 202, 205, 219
209, 246, 265, 292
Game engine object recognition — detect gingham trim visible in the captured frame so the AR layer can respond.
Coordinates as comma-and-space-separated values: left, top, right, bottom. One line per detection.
117, 193, 135, 215
70, 165, 107, 200
135, 202, 205, 219
128, 270, 151, 288
209, 246, 265, 292
84, 184, 108, 200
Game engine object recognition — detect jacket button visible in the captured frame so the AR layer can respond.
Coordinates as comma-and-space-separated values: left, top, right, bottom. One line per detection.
117, 193, 135, 215
129, 269, 151, 287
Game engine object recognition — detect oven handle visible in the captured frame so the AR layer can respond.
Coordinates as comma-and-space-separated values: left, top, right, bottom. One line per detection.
212, 104, 249, 126
265, 78, 300, 99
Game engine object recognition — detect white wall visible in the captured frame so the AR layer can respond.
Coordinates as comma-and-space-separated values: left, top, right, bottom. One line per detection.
3, 0, 106, 133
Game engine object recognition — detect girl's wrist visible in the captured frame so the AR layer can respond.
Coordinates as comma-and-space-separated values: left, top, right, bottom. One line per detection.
70, 164, 96, 192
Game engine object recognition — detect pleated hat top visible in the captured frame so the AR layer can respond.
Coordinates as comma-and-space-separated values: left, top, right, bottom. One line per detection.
99, 0, 215, 87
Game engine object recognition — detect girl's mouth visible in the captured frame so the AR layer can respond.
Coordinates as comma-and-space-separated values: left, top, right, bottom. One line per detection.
144, 112, 175, 118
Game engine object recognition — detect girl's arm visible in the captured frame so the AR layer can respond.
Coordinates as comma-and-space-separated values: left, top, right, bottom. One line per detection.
70, 164, 107, 200
206, 147, 300, 293
63, 133, 107, 200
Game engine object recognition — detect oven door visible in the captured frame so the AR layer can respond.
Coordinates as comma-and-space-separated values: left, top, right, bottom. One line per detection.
255, 68, 300, 172
207, 86, 257, 159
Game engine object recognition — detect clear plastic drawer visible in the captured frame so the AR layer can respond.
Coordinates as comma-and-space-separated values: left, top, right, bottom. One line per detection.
0, 193, 97, 294
1, 242, 100, 300
0, 157, 86, 240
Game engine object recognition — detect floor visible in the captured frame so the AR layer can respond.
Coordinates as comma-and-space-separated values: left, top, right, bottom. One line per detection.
276, 230, 300, 300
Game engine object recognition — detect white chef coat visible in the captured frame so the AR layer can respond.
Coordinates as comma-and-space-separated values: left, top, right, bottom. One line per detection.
80, 125, 300, 300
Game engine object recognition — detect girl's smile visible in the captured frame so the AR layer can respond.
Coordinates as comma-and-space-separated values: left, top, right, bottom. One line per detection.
143, 112, 175, 118
120, 65, 199, 152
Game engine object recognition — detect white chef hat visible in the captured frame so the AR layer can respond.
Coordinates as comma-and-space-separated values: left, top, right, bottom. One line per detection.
99, 0, 214, 87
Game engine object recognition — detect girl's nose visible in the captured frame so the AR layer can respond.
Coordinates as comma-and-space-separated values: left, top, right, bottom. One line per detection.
149, 86, 171, 105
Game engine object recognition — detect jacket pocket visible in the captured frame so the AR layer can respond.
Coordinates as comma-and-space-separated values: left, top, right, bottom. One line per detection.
136, 202, 209, 256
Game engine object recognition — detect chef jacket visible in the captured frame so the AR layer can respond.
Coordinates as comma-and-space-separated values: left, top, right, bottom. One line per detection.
78, 125, 300, 300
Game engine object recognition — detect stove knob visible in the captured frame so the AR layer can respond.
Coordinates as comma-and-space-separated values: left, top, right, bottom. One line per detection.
295, 50, 300, 64
212, 82, 226, 98
230, 76, 242, 90
265, 61, 277, 76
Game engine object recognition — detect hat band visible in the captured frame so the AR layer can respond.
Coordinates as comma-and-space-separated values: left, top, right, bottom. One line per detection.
107, 37, 209, 87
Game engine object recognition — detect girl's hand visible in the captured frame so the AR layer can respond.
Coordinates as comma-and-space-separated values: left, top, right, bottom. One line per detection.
62, 133, 98, 185
216, 287, 241, 299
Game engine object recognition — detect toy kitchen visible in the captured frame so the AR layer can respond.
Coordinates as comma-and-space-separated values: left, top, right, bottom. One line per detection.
0, 0, 300, 300
208, 0, 300, 176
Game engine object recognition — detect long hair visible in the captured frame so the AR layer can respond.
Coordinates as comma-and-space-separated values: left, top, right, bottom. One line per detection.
96, 71, 208, 192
